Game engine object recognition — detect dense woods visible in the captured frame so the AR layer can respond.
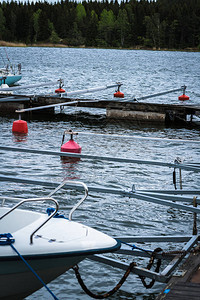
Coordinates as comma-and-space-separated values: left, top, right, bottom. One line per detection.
0, 0, 199, 50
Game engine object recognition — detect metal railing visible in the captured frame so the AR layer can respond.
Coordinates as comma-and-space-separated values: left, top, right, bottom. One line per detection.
0, 180, 89, 243
0, 197, 59, 244
48, 180, 88, 221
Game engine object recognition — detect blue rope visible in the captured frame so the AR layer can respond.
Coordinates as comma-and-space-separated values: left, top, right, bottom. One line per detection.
46, 207, 67, 219
0, 233, 59, 300
119, 240, 153, 255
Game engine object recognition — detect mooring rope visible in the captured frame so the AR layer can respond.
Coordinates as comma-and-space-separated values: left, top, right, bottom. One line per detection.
73, 261, 136, 299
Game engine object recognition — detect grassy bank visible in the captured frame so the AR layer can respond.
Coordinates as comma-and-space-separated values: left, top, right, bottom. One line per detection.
0, 40, 199, 52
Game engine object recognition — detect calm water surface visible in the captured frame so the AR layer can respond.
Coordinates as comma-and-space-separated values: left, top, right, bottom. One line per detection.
0, 48, 200, 299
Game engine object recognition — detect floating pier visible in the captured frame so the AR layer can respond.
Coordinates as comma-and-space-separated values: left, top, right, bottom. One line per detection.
0, 83, 199, 126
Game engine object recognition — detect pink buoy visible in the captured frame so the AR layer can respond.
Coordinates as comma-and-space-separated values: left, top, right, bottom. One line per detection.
61, 130, 81, 153
61, 139, 81, 153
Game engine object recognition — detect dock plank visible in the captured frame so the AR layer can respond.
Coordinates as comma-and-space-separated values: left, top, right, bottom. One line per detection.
157, 245, 200, 300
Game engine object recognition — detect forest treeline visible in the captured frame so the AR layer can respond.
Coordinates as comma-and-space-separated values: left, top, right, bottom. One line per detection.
0, 0, 199, 50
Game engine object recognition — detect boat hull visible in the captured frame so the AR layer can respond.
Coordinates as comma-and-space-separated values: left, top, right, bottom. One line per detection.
0, 75, 22, 86
0, 254, 86, 299
0, 206, 120, 299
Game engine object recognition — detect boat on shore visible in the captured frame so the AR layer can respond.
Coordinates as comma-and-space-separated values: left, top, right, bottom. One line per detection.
0, 180, 120, 299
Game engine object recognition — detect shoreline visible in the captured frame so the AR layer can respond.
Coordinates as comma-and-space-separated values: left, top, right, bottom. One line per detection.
0, 40, 199, 52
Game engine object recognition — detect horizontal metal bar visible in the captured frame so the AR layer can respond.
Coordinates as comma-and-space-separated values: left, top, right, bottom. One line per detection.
0, 145, 199, 172
62, 83, 121, 97
0, 80, 59, 91
137, 191, 200, 203
16, 83, 120, 113
139, 189, 200, 195
78, 131, 200, 144
133, 87, 183, 101
0, 97, 30, 102
16, 100, 80, 113
0, 175, 199, 214
117, 248, 174, 260
133, 192, 200, 214
89, 254, 169, 283
116, 236, 195, 243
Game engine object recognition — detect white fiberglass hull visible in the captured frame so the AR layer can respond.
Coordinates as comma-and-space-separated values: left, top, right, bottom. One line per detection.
0, 207, 120, 299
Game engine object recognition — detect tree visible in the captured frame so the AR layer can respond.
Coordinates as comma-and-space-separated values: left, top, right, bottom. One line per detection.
33, 9, 41, 42
116, 8, 129, 47
37, 10, 51, 42
0, 7, 5, 40
85, 10, 98, 46
98, 9, 115, 46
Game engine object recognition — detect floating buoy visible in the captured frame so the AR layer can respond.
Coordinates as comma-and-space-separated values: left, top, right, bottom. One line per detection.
61, 130, 81, 153
12, 120, 28, 134
114, 91, 124, 98
55, 78, 65, 94
178, 94, 189, 101
55, 88, 65, 94
61, 139, 81, 153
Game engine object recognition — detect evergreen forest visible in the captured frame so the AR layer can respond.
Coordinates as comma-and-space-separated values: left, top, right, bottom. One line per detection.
0, 0, 199, 50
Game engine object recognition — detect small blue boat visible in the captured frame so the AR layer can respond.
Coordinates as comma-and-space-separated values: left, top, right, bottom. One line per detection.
0, 48, 22, 86
0, 74, 22, 86
0, 64, 22, 86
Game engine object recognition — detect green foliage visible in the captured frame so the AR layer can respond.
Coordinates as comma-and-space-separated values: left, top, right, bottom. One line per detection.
0, 0, 199, 49
0, 7, 5, 40
98, 9, 115, 46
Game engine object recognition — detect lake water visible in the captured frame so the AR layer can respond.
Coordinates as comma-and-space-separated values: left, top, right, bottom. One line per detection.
0, 47, 200, 300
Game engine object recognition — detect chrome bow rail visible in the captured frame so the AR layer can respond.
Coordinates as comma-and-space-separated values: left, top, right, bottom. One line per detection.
0, 180, 89, 243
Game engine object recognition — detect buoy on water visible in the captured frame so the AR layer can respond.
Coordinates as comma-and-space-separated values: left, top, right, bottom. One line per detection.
61, 130, 81, 153
55, 79, 65, 94
179, 85, 189, 101
178, 94, 190, 101
12, 119, 28, 134
55, 88, 65, 94
114, 91, 124, 98
114, 84, 124, 98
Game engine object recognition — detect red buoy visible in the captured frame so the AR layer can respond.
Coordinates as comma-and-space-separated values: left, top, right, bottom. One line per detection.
12, 120, 28, 134
114, 91, 124, 98
55, 88, 65, 94
178, 94, 189, 101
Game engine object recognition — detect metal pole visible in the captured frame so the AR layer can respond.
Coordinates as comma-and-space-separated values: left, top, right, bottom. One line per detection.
15, 83, 121, 113
0, 80, 59, 91
77, 131, 200, 145
0, 145, 199, 172
0, 174, 200, 214
131, 87, 184, 101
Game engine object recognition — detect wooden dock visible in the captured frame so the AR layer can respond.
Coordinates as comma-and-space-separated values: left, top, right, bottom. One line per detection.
0, 94, 200, 125
157, 245, 200, 300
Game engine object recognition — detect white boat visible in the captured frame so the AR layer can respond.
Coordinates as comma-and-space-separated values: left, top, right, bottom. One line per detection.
0, 181, 120, 299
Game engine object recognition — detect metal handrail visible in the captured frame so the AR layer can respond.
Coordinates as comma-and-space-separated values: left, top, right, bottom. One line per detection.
0, 197, 59, 244
48, 180, 89, 221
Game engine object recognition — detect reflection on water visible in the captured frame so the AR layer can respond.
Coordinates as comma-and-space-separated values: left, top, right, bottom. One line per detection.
12, 132, 28, 143
61, 157, 81, 180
